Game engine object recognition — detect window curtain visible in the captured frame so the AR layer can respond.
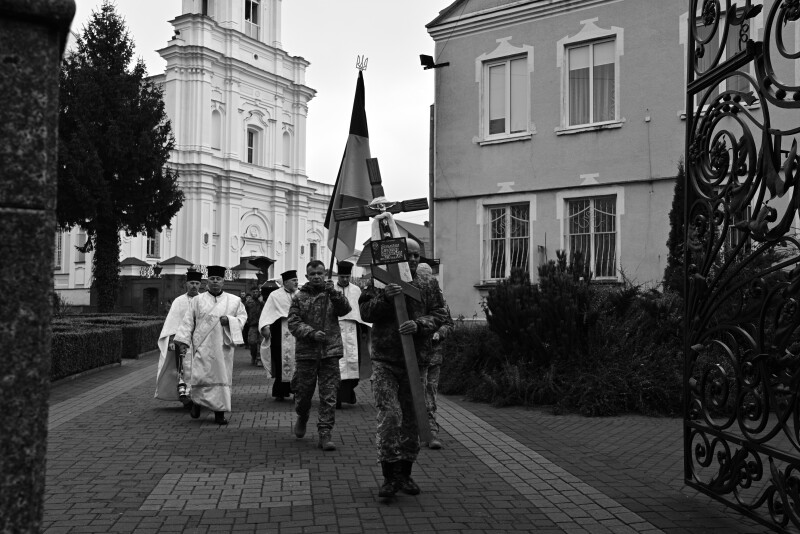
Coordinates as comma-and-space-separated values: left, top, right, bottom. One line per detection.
695, 23, 719, 103
592, 41, 615, 122
593, 196, 616, 278
510, 58, 527, 133
567, 199, 591, 266
509, 205, 530, 274
568, 46, 590, 126
489, 64, 506, 134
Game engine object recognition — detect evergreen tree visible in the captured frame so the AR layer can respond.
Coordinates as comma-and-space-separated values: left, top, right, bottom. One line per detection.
58, 2, 184, 311
663, 160, 686, 295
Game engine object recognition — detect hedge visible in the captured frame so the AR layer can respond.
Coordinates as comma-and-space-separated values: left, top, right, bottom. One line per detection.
50, 327, 123, 381
50, 316, 165, 381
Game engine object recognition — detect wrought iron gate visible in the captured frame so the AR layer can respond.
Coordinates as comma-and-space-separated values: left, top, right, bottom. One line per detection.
685, 1, 800, 531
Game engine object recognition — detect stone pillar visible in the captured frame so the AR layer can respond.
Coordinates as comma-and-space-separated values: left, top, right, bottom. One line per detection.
0, 1, 75, 532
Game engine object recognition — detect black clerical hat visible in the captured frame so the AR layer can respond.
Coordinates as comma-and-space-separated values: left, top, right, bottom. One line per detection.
207, 265, 226, 278
337, 261, 353, 275
281, 270, 298, 282
186, 269, 202, 282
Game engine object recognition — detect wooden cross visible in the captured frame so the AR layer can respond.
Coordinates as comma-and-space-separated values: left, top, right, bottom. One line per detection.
333, 157, 433, 443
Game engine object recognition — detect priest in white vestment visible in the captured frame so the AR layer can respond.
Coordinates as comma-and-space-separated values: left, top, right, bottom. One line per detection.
174, 265, 247, 425
155, 269, 202, 404
258, 270, 299, 400
334, 261, 371, 408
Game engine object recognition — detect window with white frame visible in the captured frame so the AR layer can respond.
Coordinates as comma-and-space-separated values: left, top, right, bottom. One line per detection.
76, 231, 86, 262
567, 39, 616, 126
246, 127, 261, 165
244, 0, 260, 40
54, 230, 63, 270
475, 37, 534, 143
146, 230, 161, 258
557, 19, 623, 132
309, 242, 317, 261
483, 204, 530, 280
486, 56, 528, 135
565, 196, 617, 278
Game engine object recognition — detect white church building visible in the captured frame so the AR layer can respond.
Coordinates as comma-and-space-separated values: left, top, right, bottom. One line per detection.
54, 0, 334, 309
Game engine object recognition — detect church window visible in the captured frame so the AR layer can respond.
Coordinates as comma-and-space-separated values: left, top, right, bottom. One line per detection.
211, 110, 222, 150
54, 230, 63, 270
76, 231, 86, 262
310, 242, 317, 261
245, 0, 260, 40
147, 229, 161, 258
246, 127, 261, 165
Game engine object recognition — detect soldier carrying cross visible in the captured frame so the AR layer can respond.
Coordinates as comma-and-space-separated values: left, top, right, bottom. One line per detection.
336, 158, 448, 499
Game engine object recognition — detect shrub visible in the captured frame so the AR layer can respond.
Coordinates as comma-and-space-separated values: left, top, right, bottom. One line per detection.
121, 320, 163, 358
438, 322, 500, 396
51, 327, 122, 381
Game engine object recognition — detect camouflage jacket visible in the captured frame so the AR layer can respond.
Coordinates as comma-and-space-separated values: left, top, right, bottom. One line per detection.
288, 283, 352, 360
430, 304, 454, 366
359, 274, 448, 367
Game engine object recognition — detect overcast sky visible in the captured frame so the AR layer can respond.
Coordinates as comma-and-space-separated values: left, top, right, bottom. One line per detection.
68, 1, 454, 231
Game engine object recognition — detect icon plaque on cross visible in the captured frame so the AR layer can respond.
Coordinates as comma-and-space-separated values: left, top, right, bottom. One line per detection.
333, 158, 433, 443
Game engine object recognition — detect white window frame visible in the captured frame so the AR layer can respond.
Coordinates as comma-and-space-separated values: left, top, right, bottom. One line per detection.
476, 193, 537, 283
146, 230, 161, 258
54, 230, 63, 270
474, 37, 535, 146
244, 0, 260, 40
556, 186, 624, 281
678, 3, 764, 119
245, 127, 262, 165
76, 231, 86, 263
556, 18, 624, 135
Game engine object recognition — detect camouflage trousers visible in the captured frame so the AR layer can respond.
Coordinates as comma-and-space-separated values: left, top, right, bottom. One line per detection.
371, 360, 427, 463
423, 364, 441, 433
247, 328, 260, 361
291, 358, 340, 434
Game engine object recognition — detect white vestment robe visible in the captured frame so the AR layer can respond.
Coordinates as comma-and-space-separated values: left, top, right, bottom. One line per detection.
335, 283, 371, 380
155, 294, 194, 401
258, 288, 297, 381
174, 291, 246, 412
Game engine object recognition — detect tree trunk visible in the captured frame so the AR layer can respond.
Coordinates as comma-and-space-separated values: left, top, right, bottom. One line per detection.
93, 219, 121, 313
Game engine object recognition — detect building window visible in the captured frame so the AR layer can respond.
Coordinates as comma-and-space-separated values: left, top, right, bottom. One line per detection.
54, 230, 63, 270
147, 230, 161, 258
244, 0, 260, 40
475, 38, 534, 144
566, 196, 617, 279
567, 39, 616, 126
211, 110, 222, 150
309, 242, 317, 261
76, 231, 86, 262
246, 127, 260, 165
486, 56, 528, 135
484, 204, 530, 280
694, 14, 750, 107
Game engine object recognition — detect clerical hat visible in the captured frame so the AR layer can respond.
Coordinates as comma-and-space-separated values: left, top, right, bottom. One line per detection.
186, 269, 202, 282
281, 270, 298, 282
337, 261, 353, 275
207, 265, 226, 278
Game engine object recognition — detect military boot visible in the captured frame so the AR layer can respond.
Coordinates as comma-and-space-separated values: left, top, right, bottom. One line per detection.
429, 431, 442, 450
293, 415, 308, 438
378, 461, 401, 498
318, 432, 336, 451
397, 460, 420, 495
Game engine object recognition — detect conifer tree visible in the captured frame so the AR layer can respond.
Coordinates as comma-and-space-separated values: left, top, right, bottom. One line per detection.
663, 160, 686, 295
58, 2, 184, 311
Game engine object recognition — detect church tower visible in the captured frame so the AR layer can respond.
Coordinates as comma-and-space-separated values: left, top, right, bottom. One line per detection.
139, 0, 331, 278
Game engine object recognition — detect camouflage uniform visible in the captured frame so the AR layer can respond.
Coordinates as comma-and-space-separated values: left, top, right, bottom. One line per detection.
288, 283, 351, 435
359, 274, 447, 463
425, 305, 454, 433
245, 299, 263, 363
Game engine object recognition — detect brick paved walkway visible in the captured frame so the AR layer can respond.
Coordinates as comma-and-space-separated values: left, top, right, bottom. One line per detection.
43, 348, 772, 533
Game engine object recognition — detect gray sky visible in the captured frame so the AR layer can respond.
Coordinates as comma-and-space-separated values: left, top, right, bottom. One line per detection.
68, 1, 454, 231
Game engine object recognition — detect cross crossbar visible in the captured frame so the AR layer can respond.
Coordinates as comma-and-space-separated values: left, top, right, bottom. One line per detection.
333, 198, 429, 222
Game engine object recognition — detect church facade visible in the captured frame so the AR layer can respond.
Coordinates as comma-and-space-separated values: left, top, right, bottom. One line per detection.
54, 0, 333, 309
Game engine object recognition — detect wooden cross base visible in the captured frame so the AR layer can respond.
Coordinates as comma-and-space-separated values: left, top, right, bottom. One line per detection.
372, 264, 433, 444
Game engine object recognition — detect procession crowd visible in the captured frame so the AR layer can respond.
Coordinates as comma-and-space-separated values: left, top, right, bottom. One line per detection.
153, 239, 453, 499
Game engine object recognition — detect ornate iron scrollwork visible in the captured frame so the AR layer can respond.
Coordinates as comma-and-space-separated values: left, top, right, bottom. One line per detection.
686, 1, 800, 531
